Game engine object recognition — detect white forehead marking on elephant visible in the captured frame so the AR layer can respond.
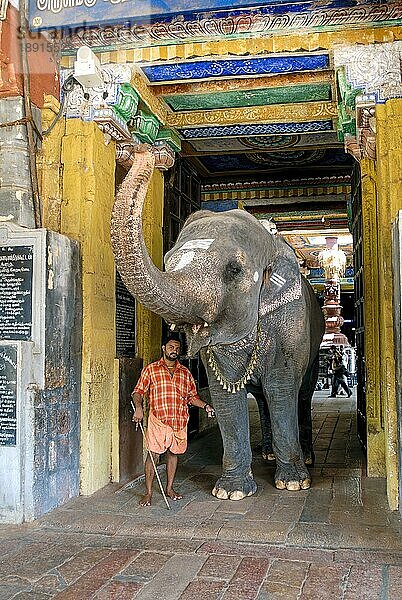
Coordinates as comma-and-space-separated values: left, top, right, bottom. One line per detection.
180, 239, 215, 251
253, 271, 259, 283
270, 272, 286, 287
171, 251, 196, 271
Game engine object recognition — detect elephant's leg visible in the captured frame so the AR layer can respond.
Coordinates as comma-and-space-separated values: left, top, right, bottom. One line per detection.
250, 387, 275, 461
208, 379, 257, 501
264, 373, 311, 491
298, 354, 319, 466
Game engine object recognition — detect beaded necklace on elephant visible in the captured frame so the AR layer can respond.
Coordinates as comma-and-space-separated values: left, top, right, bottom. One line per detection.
206, 319, 262, 394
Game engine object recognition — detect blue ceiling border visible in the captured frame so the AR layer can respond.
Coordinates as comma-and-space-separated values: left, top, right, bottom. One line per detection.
142, 54, 330, 83
179, 120, 334, 139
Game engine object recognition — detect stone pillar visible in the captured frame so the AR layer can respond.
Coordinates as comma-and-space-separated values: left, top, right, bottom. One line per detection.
0, 97, 37, 228
318, 236, 349, 347
335, 42, 402, 509
359, 158, 384, 478
0, 223, 81, 523
0, 2, 59, 227
60, 120, 117, 495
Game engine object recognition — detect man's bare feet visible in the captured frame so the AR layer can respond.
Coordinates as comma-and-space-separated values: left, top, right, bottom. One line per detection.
139, 493, 152, 506
166, 488, 183, 501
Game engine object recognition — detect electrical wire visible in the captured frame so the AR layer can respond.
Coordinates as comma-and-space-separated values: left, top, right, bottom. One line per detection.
42, 75, 78, 136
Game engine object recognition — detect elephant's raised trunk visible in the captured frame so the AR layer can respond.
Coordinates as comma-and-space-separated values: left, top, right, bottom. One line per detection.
111, 150, 200, 324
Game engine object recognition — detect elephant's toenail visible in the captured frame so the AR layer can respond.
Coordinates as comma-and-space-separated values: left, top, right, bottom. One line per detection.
215, 488, 229, 500
286, 481, 301, 491
275, 480, 286, 490
229, 490, 245, 501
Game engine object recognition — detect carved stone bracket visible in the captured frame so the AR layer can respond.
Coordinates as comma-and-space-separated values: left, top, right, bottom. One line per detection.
152, 141, 176, 171
344, 96, 376, 161
116, 139, 151, 169
356, 96, 376, 160
333, 42, 398, 161
116, 136, 178, 172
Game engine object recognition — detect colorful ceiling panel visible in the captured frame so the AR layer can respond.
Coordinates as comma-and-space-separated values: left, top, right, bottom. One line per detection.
193, 148, 353, 175
187, 132, 341, 153
142, 54, 330, 83
164, 83, 332, 112
280, 231, 354, 268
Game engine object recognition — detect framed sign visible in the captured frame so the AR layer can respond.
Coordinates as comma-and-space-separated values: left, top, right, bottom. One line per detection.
0, 246, 33, 341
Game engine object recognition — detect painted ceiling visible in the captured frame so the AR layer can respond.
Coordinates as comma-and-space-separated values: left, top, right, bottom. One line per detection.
59, 0, 402, 280
139, 47, 350, 187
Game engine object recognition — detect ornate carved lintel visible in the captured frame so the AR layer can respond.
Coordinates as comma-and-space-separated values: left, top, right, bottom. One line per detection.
61, 64, 135, 142
334, 42, 402, 105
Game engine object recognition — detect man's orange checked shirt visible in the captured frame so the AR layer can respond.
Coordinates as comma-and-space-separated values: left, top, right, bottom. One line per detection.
133, 358, 200, 431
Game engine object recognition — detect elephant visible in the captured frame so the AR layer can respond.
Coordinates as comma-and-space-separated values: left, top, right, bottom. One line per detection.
111, 151, 325, 498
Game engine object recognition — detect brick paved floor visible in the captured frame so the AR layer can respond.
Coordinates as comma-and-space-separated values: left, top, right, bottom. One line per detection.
0, 391, 400, 599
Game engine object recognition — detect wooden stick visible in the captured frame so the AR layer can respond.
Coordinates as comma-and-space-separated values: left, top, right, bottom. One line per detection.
131, 400, 171, 510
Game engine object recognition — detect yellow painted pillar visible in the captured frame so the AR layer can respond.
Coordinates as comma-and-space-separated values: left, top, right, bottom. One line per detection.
373, 99, 402, 510
136, 167, 164, 366
60, 119, 117, 495
37, 96, 65, 231
360, 158, 385, 475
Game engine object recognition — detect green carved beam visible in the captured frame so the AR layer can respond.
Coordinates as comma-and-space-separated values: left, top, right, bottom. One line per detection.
335, 66, 363, 142
131, 109, 161, 144
165, 83, 331, 112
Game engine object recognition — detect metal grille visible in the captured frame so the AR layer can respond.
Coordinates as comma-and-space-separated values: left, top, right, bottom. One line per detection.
350, 162, 366, 450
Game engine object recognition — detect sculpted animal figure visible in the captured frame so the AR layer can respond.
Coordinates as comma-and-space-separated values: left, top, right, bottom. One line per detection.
112, 152, 325, 498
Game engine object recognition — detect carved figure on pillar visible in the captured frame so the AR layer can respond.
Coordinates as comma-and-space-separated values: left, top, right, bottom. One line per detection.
318, 237, 349, 347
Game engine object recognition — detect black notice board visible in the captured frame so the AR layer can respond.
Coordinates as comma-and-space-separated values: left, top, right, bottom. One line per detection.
0, 345, 17, 446
0, 246, 33, 340
116, 272, 136, 358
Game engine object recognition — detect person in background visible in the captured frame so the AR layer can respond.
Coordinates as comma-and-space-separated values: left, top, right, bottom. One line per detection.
132, 333, 215, 506
329, 344, 352, 398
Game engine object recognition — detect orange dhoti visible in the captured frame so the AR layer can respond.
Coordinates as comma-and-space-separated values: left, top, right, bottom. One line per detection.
146, 411, 188, 455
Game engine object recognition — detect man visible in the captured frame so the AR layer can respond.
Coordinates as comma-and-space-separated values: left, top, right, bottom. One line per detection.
132, 334, 215, 507
329, 345, 352, 398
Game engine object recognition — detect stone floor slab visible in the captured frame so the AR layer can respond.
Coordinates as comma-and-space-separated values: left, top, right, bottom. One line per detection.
134, 554, 206, 600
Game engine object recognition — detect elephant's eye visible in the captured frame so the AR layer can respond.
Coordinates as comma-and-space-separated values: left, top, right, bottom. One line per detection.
224, 259, 243, 282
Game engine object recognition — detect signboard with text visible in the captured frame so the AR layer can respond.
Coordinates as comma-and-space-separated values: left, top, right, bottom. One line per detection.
0, 246, 33, 341
0, 345, 18, 447
28, 0, 271, 30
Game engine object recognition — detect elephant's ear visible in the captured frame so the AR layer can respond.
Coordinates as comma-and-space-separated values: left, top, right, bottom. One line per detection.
259, 243, 302, 316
